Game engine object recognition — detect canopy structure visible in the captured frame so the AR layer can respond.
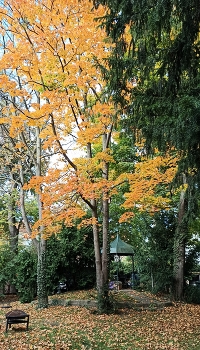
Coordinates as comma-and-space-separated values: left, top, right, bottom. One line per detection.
109, 234, 135, 288
110, 234, 134, 256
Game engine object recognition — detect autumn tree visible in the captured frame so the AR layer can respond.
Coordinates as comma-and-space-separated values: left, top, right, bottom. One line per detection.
0, 0, 117, 311
0, 0, 181, 311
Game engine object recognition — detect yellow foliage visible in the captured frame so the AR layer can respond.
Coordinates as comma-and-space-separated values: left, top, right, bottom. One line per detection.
0, 0, 180, 236
120, 152, 178, 221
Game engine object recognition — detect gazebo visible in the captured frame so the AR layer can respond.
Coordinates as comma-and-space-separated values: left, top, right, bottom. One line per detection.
109, 234, 134, 289
110, 234, 134, 256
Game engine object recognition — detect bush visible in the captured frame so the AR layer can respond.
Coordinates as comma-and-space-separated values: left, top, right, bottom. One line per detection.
46, 226, 95, 293
1, 224, 96, 301
0, 244, 15, 294
184, 285, 200, 304
14, 247, 37, 303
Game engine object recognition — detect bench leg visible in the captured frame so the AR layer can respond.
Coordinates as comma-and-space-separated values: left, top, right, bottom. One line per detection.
5, 317, 29, 332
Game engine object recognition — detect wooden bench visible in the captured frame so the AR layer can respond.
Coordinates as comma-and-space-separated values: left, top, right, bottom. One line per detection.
5, 309, 29, 332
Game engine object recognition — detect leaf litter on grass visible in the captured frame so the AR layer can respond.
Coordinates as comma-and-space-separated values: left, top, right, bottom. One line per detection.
0, 290, 200, 349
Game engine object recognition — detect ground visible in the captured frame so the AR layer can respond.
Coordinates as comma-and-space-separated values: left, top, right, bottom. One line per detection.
0, 290, 200, 349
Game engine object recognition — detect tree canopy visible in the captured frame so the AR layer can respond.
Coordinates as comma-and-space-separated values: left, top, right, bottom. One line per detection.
0, 0, 198, 306
96, 0, 200, 157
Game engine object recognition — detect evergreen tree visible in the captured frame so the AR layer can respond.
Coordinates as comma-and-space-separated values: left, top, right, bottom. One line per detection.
96, 0, 200, 299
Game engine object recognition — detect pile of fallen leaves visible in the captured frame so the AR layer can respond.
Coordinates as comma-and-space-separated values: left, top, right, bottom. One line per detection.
0, 290, 200, 349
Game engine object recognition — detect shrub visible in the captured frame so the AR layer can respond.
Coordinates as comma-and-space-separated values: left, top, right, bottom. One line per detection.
14, 247, 37, 303
0, 244, 15, 294
184, 285, 200, 304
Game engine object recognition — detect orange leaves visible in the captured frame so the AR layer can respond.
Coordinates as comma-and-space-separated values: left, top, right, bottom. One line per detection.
1, 291, 200, 349
23, 176, 44, 194
0, 0, 112, 130
0, 0, 111, 129
0, 116, 10, 125
120, 152, 178, 221
119, 211, 135, 223
0, 75, 16, 93
94, 150, 115, 164
77, 217, 99, 229
77, 103, 115, 147
77, 123, 105, 146
0, 0, 181, 239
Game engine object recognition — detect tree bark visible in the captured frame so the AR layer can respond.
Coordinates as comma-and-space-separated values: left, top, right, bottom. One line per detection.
17, 125, 48, 307
87, 134, 111, 312
173, 174, 187, 300
7, 194, 19, 255
91, 204, 102, 290
7, 188, 19, 294
37, 238, 48, 308
35, 126, 48, 308
94, 134, 111, 312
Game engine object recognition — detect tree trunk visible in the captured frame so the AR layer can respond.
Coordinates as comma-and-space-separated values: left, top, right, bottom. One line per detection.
92, 201, 111, 313
18, 126, 48, 307
37, 238, 48, 308
7, 187, 19, 294
93, 134, 111, 313
173, 175, 187, 300
35, 126, 48, 308
101, 133, 110, 288
173, 232, 185, 300
87, 134, 111, 313
102, 196, 109, 286
8, 197, 19, 255
90, 198, 107, 302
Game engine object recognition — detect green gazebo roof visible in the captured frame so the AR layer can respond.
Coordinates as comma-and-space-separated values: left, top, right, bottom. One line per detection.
110, 234, 134, 256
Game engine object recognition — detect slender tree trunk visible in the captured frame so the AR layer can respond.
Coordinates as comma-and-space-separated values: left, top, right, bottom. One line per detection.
87, 135, 111, 312
7, 190, 19, 294
36, 126, 48, 308
91, 204, 102, 290
7, 195, 19, 255
173, 174, 187, 300
101, 133, 110, 297
36, 193, 48, 308
7, 177, 20, 293
37, 238, 48, 308
102, 196, 109, 286
101, 133, 110, 287
93, 134, 111, 313
18, 126, 48, 307
86, 143, 103, 293
92, 200, 111, 312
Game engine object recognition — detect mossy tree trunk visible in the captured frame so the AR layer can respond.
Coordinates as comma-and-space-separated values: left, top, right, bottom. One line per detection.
7, 190, 19, 294
35, 126, 48, 308
8, 191, 19, 256
173, 174, 188, 300
37, 238, 48, 308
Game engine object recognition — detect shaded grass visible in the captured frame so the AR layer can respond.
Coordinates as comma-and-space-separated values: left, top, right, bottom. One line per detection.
0, 290, 200, 349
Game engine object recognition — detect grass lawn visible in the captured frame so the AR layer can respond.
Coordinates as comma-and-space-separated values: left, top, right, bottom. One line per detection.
0, 290, 200, 349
